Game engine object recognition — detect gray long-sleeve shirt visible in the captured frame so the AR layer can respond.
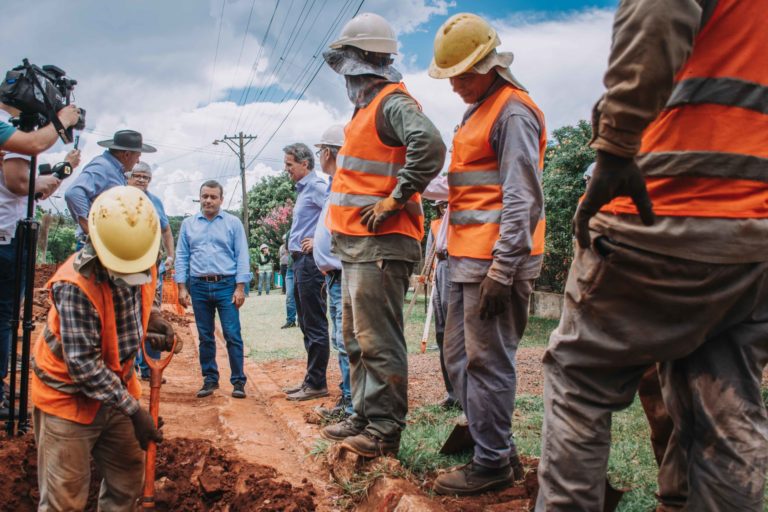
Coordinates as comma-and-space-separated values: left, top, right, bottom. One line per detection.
332, 79, 446, 263
450, 78, 545, 285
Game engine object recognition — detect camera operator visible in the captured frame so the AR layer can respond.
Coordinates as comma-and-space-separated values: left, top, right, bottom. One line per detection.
0, 101, 80, 156
0, 104, 82, 412
65, 130, 156, 246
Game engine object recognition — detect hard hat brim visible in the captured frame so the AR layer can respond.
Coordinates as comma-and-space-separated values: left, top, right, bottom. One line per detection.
88, 211, 161, 274
428, 40, 495, 79
329, 37, 398, 55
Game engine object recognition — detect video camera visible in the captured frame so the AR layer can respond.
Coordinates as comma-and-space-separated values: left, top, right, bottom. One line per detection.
0, 59, 85, 143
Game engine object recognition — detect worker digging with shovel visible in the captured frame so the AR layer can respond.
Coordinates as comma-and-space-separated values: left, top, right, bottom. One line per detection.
30, 185, 182, 511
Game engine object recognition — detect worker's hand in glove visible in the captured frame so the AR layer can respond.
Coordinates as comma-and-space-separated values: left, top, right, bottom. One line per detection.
574, 150, 655, 249
360, 197, 404, 233
147, 310, 182, 353
478, 275, 511, 320
130, 407, 163, 450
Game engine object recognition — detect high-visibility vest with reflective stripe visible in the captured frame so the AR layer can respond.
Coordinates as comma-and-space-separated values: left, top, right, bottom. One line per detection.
603, 0, 768, 218
448, 83, 546, 260
31, 254, 156, 425
430, 218, 442, 237
328, 83, 425, 240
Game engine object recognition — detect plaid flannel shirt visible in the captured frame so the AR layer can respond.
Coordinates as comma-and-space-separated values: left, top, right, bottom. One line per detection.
52, 275, 144, 416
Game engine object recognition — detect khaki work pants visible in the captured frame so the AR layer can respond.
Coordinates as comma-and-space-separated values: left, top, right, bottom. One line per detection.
342, 260, 411, 440
536, 237, 768, 511
444, 279, 533, 467
34, 406, 145, 512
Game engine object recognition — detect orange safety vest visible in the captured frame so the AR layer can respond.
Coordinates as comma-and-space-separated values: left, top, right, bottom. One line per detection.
31, 254, 156, 425
603, 0, 768, 218
328, 83, 425, 240
448, 83, 546, 260
430, 217, 442, 237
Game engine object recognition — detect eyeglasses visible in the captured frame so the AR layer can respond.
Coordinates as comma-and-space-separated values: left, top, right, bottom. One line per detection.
132, 175, 151, 182
315, 147, 327, 158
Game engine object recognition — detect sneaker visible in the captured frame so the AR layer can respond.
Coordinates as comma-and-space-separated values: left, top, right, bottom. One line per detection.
232, 382, 246, 399
341, 431, 400, 458
196, 381, 219, 398
282, 382, 305, 394
280, 321, 296, 329
433, 462, 512, 496
313, 396, 352, 421
321, 417, 365, 441
286, 386, 329, 401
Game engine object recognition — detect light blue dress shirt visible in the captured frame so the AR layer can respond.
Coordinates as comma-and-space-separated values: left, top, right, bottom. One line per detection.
174, 210, 251, 284
288, 171, 328, 252
147, 191, 169, 274
65, 150, 126, 235
313, 180, 341, 273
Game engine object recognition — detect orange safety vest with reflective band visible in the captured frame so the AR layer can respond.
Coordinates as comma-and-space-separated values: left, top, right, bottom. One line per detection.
448, 84, 546, 260
328, 83, 425, 240
603, 0, 768, 218
31, 254, 156, 425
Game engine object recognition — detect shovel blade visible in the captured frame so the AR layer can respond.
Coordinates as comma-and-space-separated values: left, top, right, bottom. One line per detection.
440, 416, 475, 455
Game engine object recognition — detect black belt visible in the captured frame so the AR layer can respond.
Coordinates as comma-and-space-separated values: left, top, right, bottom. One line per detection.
194, 274, 229, 283
291, 251, 306, 260
435, 250, 448, 261
327, 269, 342, 288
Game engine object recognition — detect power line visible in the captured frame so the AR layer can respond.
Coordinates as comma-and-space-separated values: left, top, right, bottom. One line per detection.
207, 0, 228, 104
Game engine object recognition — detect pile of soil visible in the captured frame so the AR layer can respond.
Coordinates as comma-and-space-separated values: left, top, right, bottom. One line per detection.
33, 264, 58, 289
161, 309, 191, 326
32, 288, 51, 323
0, 436, 316, 511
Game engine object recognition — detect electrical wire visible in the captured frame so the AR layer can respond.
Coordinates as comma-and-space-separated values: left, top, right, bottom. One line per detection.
207, 0, 228, 105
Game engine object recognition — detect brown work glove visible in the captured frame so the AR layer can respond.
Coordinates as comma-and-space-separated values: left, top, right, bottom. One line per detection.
147, 310, 182, 353
478, 275, 511, 320
574, 150, 655, 249
130, 407, 164, 450
360, 196, 404, 233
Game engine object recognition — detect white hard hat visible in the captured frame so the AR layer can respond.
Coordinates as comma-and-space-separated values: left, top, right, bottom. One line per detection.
315, 124, 345, 148
329, 13, 398, 54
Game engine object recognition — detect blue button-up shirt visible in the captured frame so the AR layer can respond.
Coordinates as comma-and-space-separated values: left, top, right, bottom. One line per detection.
65, 150, 126, 235
288, 171, 328, 252
313, 179, 341, 273
147, 191, 169, 274
174, 210, 251, 284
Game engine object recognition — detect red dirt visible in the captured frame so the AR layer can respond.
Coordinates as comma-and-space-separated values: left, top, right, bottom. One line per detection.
33, 263, 58, 289
0, 436, 316, 512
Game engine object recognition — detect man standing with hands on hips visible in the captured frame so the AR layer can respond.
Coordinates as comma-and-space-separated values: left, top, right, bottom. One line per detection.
175, 180, 251, 400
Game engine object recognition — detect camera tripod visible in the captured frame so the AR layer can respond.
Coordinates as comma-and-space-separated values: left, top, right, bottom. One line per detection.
5, 116, 42, 437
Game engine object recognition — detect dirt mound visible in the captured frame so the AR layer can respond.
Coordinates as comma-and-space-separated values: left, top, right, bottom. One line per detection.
0, 436, 316, 511
162, 309, 190, 326
34, 263, 58, 289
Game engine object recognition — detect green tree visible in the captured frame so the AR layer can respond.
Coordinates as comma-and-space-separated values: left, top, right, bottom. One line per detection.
539, 120, 595, 293
47, 225, 77, 263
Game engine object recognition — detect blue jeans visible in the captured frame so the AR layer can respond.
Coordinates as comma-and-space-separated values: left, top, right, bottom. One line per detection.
0, 239, 24, 401
189, 276, 246, 385
326, 273, 352, 412
258, 271, 271, 295
285, 266, 296, 324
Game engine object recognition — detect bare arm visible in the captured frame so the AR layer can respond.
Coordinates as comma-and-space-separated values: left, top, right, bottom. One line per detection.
1, 105, 80, 155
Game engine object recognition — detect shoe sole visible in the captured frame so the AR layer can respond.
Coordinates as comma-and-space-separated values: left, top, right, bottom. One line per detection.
433, 477, 512, 496
232, 393, 246, 399
340, 441, 398, 459
286, 390, 329, 402
196, 386, 219, 398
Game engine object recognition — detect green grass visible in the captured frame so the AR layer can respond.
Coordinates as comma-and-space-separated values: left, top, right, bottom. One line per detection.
398, 405, 469, 475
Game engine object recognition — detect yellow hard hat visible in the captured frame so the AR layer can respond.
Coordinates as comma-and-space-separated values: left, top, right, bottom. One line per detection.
428, 13, 499, 79
88, 186, 160, 274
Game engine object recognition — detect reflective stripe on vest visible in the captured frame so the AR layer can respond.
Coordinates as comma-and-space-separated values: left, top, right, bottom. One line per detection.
603, 0, 768, 218
447, 83, 547, 260
328, 83, 425, 240
30, 254, 155, 425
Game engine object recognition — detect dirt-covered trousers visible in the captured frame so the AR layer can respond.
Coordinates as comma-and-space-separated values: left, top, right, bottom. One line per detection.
444, 279, 534, 468
341, 260, 411, 440
536, 237, 768, 512
34, 406, 145, 512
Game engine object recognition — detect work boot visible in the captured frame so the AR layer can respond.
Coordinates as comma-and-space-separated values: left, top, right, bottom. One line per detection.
280, 321, 296, 329
321, 417, 365, 441
341, 431, 400, 458
196, 381, 219, 398
433, 462, 512, 496
283, 381, 305, 394
232, 382, 246, 399
287, 385, 329, 401
313, 396, 352, 422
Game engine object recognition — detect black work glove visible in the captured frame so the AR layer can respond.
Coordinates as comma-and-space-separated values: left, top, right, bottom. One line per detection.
478, 275, 511, 320
147, 311, 182, 353
130, 407, 164, 450
574, 150, 655, 249
360, 197, 404, 233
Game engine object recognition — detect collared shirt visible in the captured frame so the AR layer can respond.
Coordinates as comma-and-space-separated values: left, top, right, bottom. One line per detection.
52, 272, 143, 417
174, 210, 251, 284
65, 150, 126, 235
313, 179, 342, 273
288, 171, 328, 252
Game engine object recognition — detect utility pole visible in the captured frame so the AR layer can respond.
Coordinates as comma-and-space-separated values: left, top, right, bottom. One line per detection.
213, 132, 257, 237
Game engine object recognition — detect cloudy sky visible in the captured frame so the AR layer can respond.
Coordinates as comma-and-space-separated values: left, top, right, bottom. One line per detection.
2, 0, 618, 216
